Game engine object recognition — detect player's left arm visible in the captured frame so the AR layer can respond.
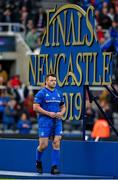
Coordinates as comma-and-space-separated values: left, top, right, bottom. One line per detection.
56, 91, 66, 119
56, 104, 66, 119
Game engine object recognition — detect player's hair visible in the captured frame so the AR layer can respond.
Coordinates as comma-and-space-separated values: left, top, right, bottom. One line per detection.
46, 73, 56, 80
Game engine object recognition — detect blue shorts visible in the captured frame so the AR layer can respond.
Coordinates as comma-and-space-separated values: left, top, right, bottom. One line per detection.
38, 122, 63, 138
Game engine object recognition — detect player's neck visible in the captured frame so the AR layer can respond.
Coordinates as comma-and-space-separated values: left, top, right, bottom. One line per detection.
45, 85, 55, 91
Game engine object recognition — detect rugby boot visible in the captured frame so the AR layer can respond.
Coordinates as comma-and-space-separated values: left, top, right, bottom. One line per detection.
36, 161, 43, 174
51, 165, 60, 175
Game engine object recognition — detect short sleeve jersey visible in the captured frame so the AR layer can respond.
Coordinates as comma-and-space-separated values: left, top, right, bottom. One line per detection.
34, 87, 65, 127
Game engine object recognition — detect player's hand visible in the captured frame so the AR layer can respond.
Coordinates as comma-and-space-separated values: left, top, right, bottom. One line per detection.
56, 112, 63, 119
48, 112, 57, 118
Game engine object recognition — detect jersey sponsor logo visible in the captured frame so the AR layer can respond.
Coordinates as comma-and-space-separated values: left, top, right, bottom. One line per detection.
34, 97, 38, 102
57, 93, 60, 98
60, 131, 63, 135
40, 131, 44, 136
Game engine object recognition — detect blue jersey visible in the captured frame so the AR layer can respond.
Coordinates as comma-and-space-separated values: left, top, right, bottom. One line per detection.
34, 87, 64, 128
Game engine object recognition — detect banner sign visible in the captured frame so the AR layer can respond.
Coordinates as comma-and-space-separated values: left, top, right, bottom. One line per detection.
29, 4, 112, 121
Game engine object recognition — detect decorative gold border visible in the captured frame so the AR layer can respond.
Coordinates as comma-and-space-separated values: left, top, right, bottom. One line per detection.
41, 4, 87, 45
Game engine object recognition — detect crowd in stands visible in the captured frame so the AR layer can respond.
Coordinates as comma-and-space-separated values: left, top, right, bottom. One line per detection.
0, 63, 36, 134
0, 0, 118, 137
0, 0, 46, 50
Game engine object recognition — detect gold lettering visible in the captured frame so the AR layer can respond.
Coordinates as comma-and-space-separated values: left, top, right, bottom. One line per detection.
65, 53, 79, 86
56, 53, 66, 87
56, 11, 67, 46
45, 9, 56, 47
52, 18, 56, 46
37, 54, 45, 86
62, 93, 68, 120
92, 53, 102, 85
75, 93, 82, 120
29, 55, 37, 85
83, 53, 92, 85
102, 52, 112, 85
66, 12, 76, 46
76, 53, 83, 86
45, 54, 58, 74
69, 93, 74, 120
76, 12, 85, 45
86, 6, 94, 46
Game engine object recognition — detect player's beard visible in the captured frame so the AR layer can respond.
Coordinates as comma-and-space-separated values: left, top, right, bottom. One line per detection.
49, 83, 56, 90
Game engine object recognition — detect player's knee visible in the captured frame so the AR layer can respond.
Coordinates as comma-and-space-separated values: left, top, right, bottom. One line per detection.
52, 140, 60, 149
39, 142, 48, 151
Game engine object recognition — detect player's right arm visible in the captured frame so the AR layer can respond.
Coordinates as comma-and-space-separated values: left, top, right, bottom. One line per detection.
33, 103, 56, 118
33, 90, 56, 118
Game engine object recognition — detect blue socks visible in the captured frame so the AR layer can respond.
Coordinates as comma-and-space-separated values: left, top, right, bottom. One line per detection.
52, 149, 60, 166
36, 148, 43, 162
36, 148, 60, 166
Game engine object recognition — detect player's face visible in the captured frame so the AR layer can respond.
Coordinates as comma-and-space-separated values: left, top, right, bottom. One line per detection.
46, 76, 57, 89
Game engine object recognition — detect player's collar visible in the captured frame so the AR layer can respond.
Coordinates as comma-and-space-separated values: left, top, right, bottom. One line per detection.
45, 87, 55, 92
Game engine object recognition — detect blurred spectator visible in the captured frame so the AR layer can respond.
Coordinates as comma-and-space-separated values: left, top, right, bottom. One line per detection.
0, 64, 8, 85
6, 81, 16, 99
26, 19, 34, 34
94, 0, 110, 10
20, 5, 33, 27
2, 7, 15, 23
17, 112, 32, 134
95, 9, 100, 27
96, 25, 105, 44
99, 7, 112, 29
101, 20, 118, 52
12, 1, 21, 23
86, 100, 96, 131
99, 89, 109, 102
111, 21, 118, 39
0, 90, 10, 123
24, 91, 36, 118
25, 26, 39, 51
110, 21, 118, 53
34, 33, 43, 54
90, 0, 95, 6
108, 7, 115, 21
102, 1, 108, 9
2, 99, 16, 130
34, 6, 47, 30
20, 0, 33, 12
10, 75, 21, 88
98, 99, 114, 125
15, 102, 30, 123
114, 4, 118, 23
13, 82, 29, 104
91, 119, 110, 141
5, 75, 29, 106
